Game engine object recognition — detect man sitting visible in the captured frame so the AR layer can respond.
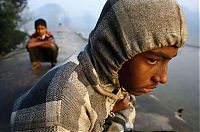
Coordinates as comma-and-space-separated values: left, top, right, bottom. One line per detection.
26, 18, 59, 69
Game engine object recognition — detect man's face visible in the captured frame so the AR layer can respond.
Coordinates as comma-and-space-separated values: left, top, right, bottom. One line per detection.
36, 25, 47, 36
118, 46, 178, 96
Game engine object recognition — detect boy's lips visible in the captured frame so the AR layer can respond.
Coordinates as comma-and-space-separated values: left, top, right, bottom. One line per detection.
136, 85, 157, 93
141, 88, 153, 93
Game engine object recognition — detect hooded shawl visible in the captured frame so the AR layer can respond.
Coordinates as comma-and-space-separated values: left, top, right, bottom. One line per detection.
11, 0, 187, 131
78, 0, 187, 99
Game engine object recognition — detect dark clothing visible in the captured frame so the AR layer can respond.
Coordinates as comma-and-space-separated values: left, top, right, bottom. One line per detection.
27, 45, 58, 63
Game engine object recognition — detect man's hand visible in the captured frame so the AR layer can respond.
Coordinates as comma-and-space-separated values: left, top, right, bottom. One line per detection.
112, 94, 130, 113
27, 39, 56, 48
39, 42, 55, 48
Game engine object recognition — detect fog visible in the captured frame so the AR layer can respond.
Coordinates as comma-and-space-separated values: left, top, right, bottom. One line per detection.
20, 0, 199, 47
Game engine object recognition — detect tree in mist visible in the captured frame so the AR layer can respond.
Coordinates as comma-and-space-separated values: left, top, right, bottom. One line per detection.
0, 0, 27, 56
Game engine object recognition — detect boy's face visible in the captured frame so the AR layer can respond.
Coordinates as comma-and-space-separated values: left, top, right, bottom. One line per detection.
36, 25, 47, 36
118, 46, 178, 96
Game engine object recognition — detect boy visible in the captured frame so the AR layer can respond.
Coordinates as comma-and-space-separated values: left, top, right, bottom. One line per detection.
11, 0, 187, 131
27, 18, 58, 69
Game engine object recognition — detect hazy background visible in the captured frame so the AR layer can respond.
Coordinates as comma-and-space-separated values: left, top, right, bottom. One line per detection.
20, 0, 199, 47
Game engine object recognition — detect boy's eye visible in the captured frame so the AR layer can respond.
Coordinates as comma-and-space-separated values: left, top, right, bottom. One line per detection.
147, 58, 159, 65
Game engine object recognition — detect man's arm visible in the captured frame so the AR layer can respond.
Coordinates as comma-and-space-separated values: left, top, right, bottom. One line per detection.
27, 37, 56, 48
103, 94, 136, 131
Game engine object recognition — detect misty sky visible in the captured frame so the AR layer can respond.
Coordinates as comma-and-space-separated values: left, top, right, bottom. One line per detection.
28, 0, 198, 12
23, 0, 199, 46
28, 0, 107, 17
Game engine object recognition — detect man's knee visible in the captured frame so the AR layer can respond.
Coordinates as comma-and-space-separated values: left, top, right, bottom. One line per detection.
52, 44, 59, 52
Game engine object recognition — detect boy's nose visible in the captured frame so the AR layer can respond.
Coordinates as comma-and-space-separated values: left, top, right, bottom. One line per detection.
38, 30, 42, 34
151, 66, 168, 84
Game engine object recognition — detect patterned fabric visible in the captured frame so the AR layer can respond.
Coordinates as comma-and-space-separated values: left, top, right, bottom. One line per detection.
87, 0, 187, 87
11, 54, 119, 131
11, 0, 187, 131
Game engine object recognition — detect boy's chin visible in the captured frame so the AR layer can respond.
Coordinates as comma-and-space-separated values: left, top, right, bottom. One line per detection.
130, 91, 145, 96
39, 34, 46, 40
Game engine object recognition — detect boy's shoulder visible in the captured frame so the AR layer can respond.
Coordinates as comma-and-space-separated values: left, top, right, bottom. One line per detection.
30, 31, 54, 39
30, 32, 38, 38
46, 31, 54, 38
46, 31, 53, 36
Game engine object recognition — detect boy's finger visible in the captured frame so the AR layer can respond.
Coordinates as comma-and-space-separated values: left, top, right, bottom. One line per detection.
123, 94, 130, 103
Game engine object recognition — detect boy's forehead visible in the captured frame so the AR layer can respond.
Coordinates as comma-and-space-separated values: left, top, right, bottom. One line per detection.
141, 46, 178, 59
36, 25, 46, 28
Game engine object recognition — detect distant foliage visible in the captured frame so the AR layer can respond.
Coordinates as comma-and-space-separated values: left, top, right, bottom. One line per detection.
0, 0, 27, 56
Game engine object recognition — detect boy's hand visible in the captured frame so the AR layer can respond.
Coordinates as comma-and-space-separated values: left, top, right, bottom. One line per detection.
27, 38, 56, 48
39, 42, 55, 48
112, 94, 130, 113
